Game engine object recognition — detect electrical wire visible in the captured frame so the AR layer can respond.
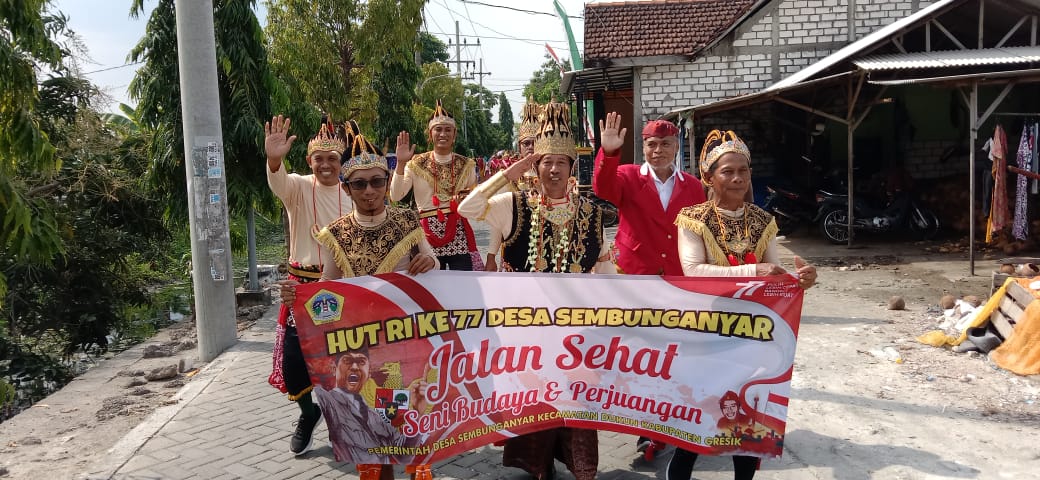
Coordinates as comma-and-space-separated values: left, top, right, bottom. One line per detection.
459, 0, 583, 19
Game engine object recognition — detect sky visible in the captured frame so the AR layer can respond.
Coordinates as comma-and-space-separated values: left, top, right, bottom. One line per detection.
50, 0, 596, 120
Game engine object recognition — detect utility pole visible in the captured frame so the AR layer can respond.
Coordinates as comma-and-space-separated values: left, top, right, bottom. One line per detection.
175, 0, 238, 362
473, 58, 491, 109
445, 21, 474, 78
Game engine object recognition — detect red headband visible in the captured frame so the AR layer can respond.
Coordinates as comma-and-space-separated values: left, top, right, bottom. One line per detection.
642, 120, 680, 139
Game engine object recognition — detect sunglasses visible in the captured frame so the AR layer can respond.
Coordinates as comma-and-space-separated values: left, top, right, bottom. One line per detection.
345, 177, 388, 191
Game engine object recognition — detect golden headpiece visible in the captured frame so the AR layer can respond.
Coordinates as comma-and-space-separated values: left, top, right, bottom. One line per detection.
699, 129, 750, 178
339, 120, 389, 180
517, 97, 543, 142
307, 116, 346, 157
533, 101, 577, 161
427, 99, 456, 131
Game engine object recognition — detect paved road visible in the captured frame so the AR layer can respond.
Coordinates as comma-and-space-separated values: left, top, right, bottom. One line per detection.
75, 223, 1040, 479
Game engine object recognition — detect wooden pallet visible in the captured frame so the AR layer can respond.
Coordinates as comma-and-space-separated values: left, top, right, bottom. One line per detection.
990, 281, 1039, 340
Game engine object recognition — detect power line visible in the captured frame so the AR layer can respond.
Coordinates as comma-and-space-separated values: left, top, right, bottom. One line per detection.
81, 61, 144, 75
426, 30, 581, 45
459, 0, 583, 19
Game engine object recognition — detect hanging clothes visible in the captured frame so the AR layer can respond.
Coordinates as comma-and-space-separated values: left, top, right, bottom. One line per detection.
986, 125, 1009, 244
981, 138, 995, 216
1012, 124, 1033, 241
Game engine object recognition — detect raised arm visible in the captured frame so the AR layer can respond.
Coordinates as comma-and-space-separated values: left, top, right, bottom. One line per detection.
592, 112, 628, 204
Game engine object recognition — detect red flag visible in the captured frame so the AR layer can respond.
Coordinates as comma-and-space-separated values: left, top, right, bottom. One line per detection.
545, 43, 565, 73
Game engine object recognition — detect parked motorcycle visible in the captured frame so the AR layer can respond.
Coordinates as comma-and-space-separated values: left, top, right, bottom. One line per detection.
815, 190, 940, 244
763, 184, 819, 236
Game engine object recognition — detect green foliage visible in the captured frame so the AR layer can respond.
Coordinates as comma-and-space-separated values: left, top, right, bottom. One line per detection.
523, 55, 571, 104
419, 32, 449, 64
498, 92, 514, 145
264, 0, 427, 141
365, 0, 424, 147
129, 0, 278, 221
0, 1, 71, 299
457, 83, 509, 158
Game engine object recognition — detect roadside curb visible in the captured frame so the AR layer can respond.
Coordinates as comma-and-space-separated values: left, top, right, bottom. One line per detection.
79, 335, 247, 479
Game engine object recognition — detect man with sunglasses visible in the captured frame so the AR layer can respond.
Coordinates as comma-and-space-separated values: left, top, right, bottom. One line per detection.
283, 122, 437, 479
265, 115, 353, 456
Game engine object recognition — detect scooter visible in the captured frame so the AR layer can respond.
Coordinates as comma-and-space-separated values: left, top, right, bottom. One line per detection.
814, 189, 940, 244
763, 184, 818, 236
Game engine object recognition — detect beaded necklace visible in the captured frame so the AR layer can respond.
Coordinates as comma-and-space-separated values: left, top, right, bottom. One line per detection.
712, 202, 757, 266
527, 193, 581, 273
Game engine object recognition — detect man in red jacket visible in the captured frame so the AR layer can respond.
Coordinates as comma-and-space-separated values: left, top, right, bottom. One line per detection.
593, 112, 706, 276
593, 112, 706, 459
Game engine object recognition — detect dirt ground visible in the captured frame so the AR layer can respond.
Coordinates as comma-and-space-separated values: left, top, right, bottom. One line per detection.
1, 235, 1039, 479
0, 305, 267, 479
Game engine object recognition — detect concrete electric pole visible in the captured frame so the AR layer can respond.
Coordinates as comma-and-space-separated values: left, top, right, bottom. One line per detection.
175, 0, 238, 361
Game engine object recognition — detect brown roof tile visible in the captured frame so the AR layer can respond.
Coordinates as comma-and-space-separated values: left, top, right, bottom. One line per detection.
584, 0, 758, 65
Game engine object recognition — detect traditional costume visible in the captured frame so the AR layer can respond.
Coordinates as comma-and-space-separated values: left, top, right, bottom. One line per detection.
458, 102, 607, 480
671, 130, 767, 480
267, 119, 351, 399
593, 119, 706, 275
675, 130, 779, 276
314, 123, 438, 480
389, 100, 481, 271
485, 98, 544, 271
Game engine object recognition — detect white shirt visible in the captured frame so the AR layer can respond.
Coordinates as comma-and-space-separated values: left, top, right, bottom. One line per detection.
640, 163, 684, 210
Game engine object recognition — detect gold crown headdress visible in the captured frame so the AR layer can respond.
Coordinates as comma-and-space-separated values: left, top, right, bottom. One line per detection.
427, 99, 456, 131
517, 96, 543, 142
307, 116, 346, 157
533, 101, 577, 161
699, 129, 750, 178
339, 120, 389, 180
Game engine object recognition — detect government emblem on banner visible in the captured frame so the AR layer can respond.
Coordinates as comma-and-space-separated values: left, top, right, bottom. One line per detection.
375, 388, 411, 427
307, 289, 343, 325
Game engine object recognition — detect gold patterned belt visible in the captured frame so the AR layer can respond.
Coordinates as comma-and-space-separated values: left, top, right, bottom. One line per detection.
418, 207, 454, 219
287, 264, 322, 281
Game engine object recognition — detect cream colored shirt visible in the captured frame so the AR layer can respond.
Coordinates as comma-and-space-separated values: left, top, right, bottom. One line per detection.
390, 152, 477, 211
677, 205, 780, 276
319, 209, 440, 280
267, 163, 353, 266
459, 172, 616, 274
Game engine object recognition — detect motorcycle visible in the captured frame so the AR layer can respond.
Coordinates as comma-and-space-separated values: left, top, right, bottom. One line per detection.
814, 189, 940, 244
762, 184, 819, 236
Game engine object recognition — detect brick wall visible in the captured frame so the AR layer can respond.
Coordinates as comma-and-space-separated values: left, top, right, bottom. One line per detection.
637, 0, 936, 122
904, 139, 966, 179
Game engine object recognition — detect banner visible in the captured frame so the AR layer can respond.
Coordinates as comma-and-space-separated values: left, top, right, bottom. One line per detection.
293, 271, 803, 465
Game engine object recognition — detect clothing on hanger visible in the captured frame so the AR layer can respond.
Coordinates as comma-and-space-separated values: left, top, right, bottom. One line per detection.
987, 124, 1009, 244
1012, 124, 1031, 241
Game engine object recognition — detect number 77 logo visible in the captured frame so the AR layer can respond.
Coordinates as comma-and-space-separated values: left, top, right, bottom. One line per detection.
733, 280, 766, 298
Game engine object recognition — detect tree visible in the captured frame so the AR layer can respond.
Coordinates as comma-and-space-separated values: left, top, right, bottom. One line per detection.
363, 0, 425, 148
458, 83, 501, 158
419, 32, 449, 64
128, 0, 277, 222
0, 0, 68, 301
497, 91, 514, 146
523, 55, 571, 104
264, 0, 429, 147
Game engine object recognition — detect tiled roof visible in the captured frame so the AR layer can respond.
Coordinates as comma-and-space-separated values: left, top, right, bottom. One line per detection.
584, 0, 759, 65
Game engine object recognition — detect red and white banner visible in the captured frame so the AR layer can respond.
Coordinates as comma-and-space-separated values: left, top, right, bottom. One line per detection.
293, 271, 803, 465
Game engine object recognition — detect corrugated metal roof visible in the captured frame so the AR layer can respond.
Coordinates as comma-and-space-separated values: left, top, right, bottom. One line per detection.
766, 0, 959, 91
855, 47, 1040, 70
867, 67, 1040, 85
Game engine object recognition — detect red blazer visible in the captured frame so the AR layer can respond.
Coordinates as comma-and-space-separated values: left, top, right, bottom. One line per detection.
593, 148, 706, 275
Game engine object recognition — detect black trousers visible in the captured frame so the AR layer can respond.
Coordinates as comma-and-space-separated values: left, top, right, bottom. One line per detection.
666, 448, 758, 480
439, 253, 473, 271
282, 324, 312, 398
